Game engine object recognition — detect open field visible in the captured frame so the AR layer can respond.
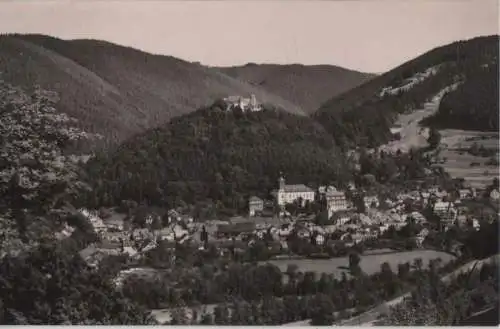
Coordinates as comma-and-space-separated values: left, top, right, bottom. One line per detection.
438, 129, 499, 189
263, 249, 455, 277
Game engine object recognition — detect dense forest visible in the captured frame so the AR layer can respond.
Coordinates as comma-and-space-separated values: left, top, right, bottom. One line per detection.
313, 35, 499, 149
81, 103, 352, 214
421, 60, 499, 131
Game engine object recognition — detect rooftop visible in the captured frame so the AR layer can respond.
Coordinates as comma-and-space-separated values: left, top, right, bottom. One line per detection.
281, 184, 314, 193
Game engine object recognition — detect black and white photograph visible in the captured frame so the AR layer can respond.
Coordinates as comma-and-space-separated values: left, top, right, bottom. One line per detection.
0, 0, 498, 326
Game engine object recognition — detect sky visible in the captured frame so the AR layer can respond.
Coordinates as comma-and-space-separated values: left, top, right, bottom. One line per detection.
0, 0, 498, 73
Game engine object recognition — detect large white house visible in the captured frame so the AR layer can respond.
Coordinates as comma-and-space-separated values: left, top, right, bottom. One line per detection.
324, 187, 349, 217
273, 176, 315, 206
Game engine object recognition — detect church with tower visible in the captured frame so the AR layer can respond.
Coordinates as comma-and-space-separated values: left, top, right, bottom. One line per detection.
271, 174, 315, 206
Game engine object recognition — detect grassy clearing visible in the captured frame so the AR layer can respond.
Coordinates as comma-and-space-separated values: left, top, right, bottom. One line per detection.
263, 249, 455, 277
438, 129, 499, 189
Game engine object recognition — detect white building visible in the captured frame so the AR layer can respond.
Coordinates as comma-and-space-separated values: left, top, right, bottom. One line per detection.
273, 176, 315, 206
223, 94, 263, 112
433, 201, 457, 225
490, 189, 500, 202
325, 187, 349, 217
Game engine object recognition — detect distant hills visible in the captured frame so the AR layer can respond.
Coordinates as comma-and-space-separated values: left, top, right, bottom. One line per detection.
217, 63, 375, 114
313, 35, 499, 149
0, 34, 303, 147
0, 34, 373, 148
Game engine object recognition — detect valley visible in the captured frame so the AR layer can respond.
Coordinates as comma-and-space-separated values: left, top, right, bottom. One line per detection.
0, 20, 497, 327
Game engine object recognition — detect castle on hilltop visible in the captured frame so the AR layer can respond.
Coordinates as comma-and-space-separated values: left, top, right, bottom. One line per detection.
223, 94, 263, 112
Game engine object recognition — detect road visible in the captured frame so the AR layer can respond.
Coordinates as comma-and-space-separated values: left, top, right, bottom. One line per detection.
338, 254, 499, 326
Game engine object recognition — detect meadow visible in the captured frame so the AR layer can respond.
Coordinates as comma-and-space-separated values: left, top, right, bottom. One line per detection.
262, 249, 455, 277
438, 129, 499, 189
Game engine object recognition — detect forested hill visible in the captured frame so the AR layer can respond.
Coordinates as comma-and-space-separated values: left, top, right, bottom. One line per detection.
420, 59, 499, 131
0, 34, 305, 148
82, 103, 352, 216
217, 63, 375, 114
313, 35, 499, 149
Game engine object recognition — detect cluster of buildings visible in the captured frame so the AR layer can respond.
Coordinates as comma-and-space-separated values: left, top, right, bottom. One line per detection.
69, 171, 498, 268
75, 208, 199, 268
222, 94, 263, 112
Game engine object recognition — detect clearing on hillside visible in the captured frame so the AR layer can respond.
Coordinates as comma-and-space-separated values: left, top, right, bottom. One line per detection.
437, 129, 499, 189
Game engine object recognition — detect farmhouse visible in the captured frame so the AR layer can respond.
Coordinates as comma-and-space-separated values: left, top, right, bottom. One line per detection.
272, 175, 315, 206
248, 196, 264, 216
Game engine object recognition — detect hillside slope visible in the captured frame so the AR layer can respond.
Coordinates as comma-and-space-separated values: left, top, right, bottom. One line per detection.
421, 60, 499, 131
217, 63, 375, 114
313, 35, 499, 150
81, 103, 352, 215
0, 34, 305, 148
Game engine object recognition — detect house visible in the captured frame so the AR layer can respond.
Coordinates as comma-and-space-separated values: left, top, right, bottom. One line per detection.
409, 211, 427, 224
433, 201, 457, 225
324, 186, 349, 217
415, 228, 429, 248
278, 223, 293, 237
104, 215, 125, 231
131, 228, 153, 241
459, 188, 473, 200
331, 210, 351, 226
272, 175, 315, 206
314, 233, 326, 246
102, 231, 128, 243
248, 196, 264, 216
489, 189, 500, 201
363, 195, 380, 209
78, 208, 107, 233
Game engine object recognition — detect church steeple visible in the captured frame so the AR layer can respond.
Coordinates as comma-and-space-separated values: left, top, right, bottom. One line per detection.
279, 173, 285, 190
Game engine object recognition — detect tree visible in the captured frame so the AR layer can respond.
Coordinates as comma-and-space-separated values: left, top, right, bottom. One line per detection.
348, 252, 362, 276
0, 84, 100, 256
427, 127, 441, 149
0, 242, 156, 325
310, 293, 336, 325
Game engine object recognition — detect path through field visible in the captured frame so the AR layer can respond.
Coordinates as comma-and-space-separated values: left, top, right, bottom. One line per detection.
378, 84, 459, 154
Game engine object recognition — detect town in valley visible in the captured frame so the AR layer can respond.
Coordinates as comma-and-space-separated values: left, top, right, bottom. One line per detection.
0, 0, 498, 326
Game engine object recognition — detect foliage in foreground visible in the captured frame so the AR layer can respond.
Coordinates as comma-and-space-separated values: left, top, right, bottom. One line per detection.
0, 241, 156, 325
379, 260, 499, 326
0, 81, 100, 257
